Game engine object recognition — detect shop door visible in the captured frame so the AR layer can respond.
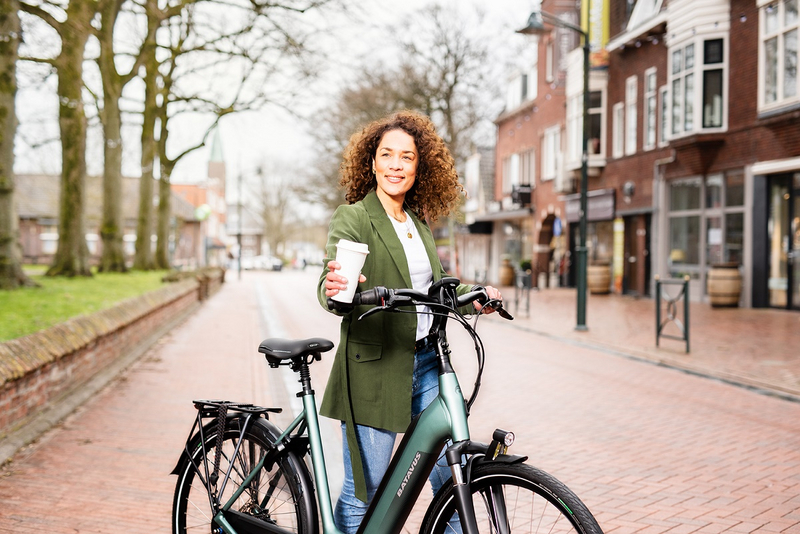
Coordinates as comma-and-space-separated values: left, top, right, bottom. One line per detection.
768, 174, 800, 309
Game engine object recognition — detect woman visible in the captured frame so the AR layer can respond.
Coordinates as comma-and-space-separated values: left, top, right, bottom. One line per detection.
317, 110, 502, 533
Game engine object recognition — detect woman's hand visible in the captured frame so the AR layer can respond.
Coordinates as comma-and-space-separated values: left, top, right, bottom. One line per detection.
324, 260, 367, 298
473, 285, 502, 314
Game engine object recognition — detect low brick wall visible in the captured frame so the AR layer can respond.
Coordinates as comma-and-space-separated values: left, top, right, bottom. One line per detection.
0, 269, 224, 441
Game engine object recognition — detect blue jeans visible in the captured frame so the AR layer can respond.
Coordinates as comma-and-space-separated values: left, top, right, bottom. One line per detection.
334, 345, 459, 533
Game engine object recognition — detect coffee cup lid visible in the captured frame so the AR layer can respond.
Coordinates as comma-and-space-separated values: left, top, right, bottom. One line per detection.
336, 239, 369, 254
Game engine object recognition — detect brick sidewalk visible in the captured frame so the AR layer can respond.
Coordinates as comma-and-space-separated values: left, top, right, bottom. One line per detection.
0, 275, 276, 533
0, 271, 798, 533
501, 285, 800, 402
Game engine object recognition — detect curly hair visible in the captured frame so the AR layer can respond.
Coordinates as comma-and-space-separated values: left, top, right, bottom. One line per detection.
339, 110, 464, 222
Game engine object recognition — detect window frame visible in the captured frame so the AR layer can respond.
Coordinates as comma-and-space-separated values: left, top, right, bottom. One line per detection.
643, 68, 658, 151
758, 0, 800, 111
658, 85, 670, 147
612, 102, 624, 159
625, 75, 638, 155
541, 125, 561, 181
668, 35, 729, 138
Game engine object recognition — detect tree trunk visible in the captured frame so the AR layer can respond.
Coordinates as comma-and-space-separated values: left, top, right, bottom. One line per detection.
46, 0, 96, 277
134, 0, 158, 270
0, 1, 35, 289
97, 0, 127, 273
154, 168, 172, 270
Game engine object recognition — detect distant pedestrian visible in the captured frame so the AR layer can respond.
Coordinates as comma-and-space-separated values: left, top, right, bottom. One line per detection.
316, 109, 502, 533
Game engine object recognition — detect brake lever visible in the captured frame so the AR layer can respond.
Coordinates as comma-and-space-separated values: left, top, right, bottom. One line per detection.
497, 307, 514, 321
483, 298, 514, 321
357, 306, 390, 321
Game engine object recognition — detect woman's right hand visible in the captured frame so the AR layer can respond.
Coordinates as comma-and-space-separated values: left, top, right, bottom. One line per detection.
324, 261, 367, 298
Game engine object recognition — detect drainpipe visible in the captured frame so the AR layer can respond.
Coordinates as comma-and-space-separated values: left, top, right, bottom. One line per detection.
652, 150, 676, 296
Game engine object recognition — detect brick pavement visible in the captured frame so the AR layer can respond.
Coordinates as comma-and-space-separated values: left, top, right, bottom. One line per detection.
502, 284, 800, 402
0, 270, 798, 533
0, 273, 276, 533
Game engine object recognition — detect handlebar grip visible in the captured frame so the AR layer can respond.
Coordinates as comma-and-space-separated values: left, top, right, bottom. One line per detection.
327, 287, 391, 312
357, 287, 384, 305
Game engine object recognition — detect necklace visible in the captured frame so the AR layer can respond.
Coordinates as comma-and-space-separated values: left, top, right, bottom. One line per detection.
389, 212, 414, 239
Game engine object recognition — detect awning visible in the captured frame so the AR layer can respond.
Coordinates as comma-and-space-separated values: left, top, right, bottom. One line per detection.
471, 207, 533, 222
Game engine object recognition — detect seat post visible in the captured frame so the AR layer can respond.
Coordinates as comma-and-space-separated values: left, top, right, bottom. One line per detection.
292, 358, 315, 397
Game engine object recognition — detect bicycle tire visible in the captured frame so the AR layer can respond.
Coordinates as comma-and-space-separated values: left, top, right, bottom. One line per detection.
420, 462, 603, 534
172, 416, 317, 534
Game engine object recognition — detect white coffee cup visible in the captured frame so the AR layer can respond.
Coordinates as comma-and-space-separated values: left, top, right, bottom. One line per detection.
331, 239, 370, 303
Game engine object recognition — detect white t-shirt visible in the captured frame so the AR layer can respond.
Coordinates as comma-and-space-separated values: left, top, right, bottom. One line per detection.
389, 211, 433, 341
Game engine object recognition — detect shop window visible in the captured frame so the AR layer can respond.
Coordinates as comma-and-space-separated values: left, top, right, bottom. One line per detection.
670, 215, 701, 266
668, 172, 747, 282
670, 178, 701, 210
726, 170, 745, 206
760, 0, 799, 111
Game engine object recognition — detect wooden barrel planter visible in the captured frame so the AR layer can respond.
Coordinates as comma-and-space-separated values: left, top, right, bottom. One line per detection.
587, 264, 611, 294
708, 263, 742, 307
499, 258, 515, 286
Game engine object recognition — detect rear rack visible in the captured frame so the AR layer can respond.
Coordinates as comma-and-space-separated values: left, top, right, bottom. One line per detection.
182, 400, 283, 512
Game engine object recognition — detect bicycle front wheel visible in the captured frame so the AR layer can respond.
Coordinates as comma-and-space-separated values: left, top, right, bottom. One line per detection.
421, 462, 603, 534
172, 416, 316, 534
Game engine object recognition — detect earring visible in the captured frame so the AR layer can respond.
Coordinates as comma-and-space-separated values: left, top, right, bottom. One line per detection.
372, 166, 376, 174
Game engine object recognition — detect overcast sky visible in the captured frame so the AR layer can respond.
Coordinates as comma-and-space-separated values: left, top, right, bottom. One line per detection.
14, 0, 538, 201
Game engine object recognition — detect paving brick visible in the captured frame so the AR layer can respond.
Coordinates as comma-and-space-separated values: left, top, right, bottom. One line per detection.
0, 270, 798, 534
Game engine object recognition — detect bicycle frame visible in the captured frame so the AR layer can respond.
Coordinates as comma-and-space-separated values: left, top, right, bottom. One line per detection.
196, 281, 513, 534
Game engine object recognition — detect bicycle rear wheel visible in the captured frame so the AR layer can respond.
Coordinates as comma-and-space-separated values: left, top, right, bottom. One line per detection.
172, 416, 316, 534
420, 462, 603, 534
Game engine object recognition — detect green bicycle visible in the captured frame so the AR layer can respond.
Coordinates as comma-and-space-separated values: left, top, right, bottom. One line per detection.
170, 277, 604, 534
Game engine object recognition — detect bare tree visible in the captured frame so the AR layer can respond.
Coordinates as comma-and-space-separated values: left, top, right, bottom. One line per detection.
20, 0, 99, 277
253, 162, 302, 257
145, 0, 332, 269
301, 68, 426, 214
302, 3, 496, 221
133, 0, 159, 270
95, 0, 147, 271
0, 0, 35, 289
399, 3, 492, 164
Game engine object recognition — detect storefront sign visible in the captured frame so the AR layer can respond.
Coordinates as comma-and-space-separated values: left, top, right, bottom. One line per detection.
564, 189, 616, 223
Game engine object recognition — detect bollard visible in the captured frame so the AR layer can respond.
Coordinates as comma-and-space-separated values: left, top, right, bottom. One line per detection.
514, 270, 532, 317
655, 274, 690, 353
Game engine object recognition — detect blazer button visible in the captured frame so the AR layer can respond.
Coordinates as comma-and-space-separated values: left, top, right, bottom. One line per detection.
356, 354, 361, 360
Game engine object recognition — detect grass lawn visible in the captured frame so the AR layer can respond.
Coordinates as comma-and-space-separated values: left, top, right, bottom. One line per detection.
0, 269, 169, 342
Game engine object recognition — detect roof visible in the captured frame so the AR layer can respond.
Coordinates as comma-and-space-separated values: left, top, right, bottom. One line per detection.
15, 173, 198, 224
210, 127, 224, 163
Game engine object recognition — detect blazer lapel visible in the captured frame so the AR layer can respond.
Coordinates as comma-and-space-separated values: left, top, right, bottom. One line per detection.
363, 191, 413, 288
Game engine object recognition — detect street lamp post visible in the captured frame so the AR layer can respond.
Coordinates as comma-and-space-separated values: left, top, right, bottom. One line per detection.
517, 6, 590, 331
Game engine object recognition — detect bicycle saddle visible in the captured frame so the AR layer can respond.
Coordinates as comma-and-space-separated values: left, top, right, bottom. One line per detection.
258, 337, 335, 366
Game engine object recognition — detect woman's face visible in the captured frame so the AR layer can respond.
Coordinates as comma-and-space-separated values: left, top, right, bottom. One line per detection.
373, 128, 418, 203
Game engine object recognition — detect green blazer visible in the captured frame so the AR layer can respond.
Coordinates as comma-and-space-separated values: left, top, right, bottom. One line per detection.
316, 190, 471, 501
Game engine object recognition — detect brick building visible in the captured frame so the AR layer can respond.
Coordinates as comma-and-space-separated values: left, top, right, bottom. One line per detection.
478, 0, 799, 310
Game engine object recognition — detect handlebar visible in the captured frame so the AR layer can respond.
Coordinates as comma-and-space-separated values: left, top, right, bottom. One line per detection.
326, 277, 511, 413
327, 278, 514, 321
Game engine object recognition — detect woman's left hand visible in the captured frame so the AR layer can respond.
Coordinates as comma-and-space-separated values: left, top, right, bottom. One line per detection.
473, 285, 502, 314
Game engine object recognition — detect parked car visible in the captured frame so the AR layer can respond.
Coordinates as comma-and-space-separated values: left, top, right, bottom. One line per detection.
253, 255, 283, 271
